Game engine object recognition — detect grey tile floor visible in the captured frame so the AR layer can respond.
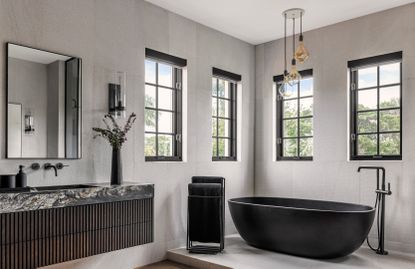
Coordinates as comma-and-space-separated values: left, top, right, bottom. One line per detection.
168, 235, 415, 269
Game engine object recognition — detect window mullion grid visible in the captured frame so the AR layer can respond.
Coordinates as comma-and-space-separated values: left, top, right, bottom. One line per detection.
230, 82, 235, 158
155, 62, 159, 157
351, 70, 358, 157
216, 79, 219, 158
173, 68, 177, 157
376, 66, 380, 156
400, 62, 402, 156
276, 89, 281, 158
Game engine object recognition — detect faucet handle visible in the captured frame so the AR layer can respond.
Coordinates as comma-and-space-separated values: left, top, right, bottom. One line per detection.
387, 182, 392, 195
44, 163, 52, 169
56, 163, 69, 170
31, 163, 40, 171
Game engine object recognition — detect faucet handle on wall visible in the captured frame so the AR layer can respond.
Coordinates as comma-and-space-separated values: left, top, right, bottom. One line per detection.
387, 182, 392, 195
31, 163, 40, 171
56, 163, 69, 170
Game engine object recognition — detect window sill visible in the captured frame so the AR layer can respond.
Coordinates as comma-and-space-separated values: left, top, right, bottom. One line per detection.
145, 157, 183, 162
212, 157, 237, 162
350, 156, 402, 161
276, 157, 313, 161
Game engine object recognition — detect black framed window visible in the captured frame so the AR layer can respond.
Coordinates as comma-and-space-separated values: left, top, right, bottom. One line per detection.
349, 52, 402, 160
275, 70, 313, 161
212, 68, 240, 161
144, 49, 186, 161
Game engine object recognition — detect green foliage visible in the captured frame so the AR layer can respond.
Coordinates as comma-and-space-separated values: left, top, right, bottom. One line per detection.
356, 98, 400, 155
282, 97, 313, 157
144, 102, 173, 157
144, 135, 172, 157
211, 95, 232, 157
92, 113, 137, 149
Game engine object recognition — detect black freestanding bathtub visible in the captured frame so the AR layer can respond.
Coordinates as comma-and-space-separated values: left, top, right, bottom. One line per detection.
229, 197, 375, 259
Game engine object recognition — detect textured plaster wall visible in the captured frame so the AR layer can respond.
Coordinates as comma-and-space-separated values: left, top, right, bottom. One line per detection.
0, 0, 255, 268
255, 3, 415, 254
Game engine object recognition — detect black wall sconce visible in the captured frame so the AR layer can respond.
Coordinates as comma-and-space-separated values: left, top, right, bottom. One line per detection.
108, 72, 126, 118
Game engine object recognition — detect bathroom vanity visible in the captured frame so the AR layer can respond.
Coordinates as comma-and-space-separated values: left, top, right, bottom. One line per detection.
0, 183, 154, 269
2, 42, 155, 268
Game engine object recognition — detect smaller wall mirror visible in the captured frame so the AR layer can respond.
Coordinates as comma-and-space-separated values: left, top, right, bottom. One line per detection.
7, 43, 82, 159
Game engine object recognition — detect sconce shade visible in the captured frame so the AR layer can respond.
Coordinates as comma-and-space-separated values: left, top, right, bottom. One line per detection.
108, 71, 126, 118
109, 83, 126, 118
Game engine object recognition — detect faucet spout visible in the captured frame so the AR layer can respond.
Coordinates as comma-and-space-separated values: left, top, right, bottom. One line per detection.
357, 166, 385, 174
44, 163, 58, 177
357, 166, 386, 189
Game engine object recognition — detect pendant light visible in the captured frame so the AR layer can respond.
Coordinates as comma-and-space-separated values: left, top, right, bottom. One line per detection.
295, 11, 310, 63
287, 17, 301, 86
279, 8, 308, 97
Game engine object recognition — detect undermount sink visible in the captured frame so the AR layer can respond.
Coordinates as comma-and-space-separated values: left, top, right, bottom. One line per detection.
0, 184, 97, 193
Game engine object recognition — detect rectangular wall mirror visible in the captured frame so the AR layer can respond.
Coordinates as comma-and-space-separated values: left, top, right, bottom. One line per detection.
7, 43, 82, 159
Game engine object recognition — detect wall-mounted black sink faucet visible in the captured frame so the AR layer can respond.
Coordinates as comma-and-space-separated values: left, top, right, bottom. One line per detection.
44, 163, 58, 177
357, 166, 392, 255
44, 163, 69, 177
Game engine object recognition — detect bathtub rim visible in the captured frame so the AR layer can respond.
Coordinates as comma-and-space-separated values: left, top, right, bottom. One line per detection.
228, 196, 375, 214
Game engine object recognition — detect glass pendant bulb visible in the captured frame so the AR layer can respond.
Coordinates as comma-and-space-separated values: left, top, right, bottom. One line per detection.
287, 59, 302, 86
295, 35, 309, 63
278, 71, 292, 98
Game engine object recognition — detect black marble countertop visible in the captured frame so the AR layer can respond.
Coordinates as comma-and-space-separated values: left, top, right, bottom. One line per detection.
0, 182, 154, 214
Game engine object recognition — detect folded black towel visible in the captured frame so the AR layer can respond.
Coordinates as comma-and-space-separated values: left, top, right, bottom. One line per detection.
188, 183, 222, 196
192, 176, 225, 185
188, 182, 222, 243
188, 197, 221, 243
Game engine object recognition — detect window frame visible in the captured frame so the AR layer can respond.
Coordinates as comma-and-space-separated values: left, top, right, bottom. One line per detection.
349, 52, 403, 161
144, 49, 186, 162
275, 69, 314, 161
211, 68, 240, 162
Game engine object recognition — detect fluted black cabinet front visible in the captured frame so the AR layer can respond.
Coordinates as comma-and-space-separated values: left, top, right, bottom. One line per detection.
0, 198, 153, 269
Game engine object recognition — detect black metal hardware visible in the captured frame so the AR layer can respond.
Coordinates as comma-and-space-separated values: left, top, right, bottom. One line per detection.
6, 42, 82, 160
30, 163, 40, 170
44, 163, 58, 177
357, 166, 392, 255
55, 163, 69, 170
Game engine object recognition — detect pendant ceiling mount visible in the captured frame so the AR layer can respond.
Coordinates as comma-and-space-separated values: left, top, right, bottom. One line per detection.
282, 8, 305, 20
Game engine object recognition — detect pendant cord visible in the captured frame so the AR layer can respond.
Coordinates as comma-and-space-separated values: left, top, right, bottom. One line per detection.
292, 18, 295, 59
284, 13, 287, 72
300, 12, 303, 36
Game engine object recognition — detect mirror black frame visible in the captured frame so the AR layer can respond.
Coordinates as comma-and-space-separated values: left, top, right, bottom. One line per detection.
6, 42, 83, 159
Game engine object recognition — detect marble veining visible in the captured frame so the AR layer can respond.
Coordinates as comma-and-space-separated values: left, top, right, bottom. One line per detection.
0, 183, 154, 213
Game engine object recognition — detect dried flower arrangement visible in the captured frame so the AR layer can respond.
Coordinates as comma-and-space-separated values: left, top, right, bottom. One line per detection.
92, 113, 137, 149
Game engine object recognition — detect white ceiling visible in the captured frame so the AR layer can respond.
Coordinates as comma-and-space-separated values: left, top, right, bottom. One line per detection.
9, 44, 71, 65
145, 0, 415, 45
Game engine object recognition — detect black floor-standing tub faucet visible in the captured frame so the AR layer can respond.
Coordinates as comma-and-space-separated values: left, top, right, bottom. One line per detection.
357, 166, 392, 255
